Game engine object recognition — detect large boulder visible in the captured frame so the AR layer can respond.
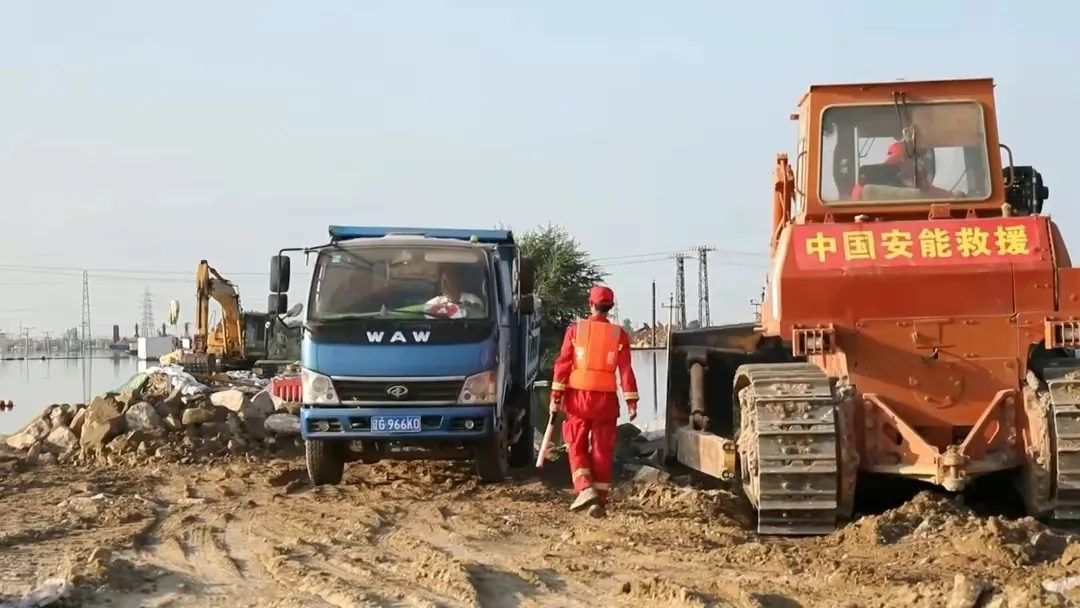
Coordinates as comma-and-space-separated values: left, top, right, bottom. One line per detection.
248, 391, 277, 419
154, 386, 186, 419
181, 407, 215, 426
211, 389, 274, 421
125, 402, 164, 433
265, 413, 301, 436
70, 408, 88, 436
5, 416, 51, 450
79, 396, 126, 451
47, 405, 74, 429
43, 426, 79, 455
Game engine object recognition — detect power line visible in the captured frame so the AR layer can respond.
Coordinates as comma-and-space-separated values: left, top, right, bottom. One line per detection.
0, 246, 769, 278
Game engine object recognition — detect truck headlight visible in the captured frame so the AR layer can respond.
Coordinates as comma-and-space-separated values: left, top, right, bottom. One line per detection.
458, 371, 497, 404
301, 368, 339, 405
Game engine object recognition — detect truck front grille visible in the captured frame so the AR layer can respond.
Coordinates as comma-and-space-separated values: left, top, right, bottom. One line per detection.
332, 378, 464, 403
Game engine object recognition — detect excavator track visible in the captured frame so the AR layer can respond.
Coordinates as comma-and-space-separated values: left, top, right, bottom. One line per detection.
734, 362, 847, 536
1039, 363, 1080, 522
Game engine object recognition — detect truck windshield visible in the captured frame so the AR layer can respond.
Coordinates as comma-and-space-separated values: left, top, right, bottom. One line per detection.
819, 101, 993, 204
309, 245, 491, 321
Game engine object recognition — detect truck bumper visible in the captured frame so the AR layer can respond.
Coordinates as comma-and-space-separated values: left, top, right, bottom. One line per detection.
299, 405, 494, 441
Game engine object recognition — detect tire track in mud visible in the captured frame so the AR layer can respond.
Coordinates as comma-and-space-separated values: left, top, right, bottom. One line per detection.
7, 458, 1076, 607
403, 479, 768, 607
125, 469, 334, 607
245, 487, 482, 607
349, 465, 727, 607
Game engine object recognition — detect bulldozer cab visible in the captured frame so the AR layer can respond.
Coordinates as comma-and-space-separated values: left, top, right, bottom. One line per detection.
790, 78, 1022, 222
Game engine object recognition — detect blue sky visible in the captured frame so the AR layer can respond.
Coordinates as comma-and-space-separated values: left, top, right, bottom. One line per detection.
0, 0, 1075, 336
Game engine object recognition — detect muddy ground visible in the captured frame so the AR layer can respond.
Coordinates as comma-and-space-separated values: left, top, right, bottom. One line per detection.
1, 452, 1078, 608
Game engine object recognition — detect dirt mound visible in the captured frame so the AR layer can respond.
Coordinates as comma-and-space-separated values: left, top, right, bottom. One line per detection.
618, 575, 710, 606
621, 482, 746, 525
835, 492, 1072, 567
2, 372, 305, 470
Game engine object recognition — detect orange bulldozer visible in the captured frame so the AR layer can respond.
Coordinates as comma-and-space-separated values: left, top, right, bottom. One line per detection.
665, 77, 1077, 536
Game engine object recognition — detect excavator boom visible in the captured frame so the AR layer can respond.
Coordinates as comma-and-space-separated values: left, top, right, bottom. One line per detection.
194, 260, 245, 360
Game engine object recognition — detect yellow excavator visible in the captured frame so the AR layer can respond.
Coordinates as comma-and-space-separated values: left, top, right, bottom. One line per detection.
190, 260, 301, 373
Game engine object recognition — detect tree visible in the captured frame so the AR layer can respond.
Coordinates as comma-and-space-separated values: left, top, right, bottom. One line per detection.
518, 224, 606, 377
621, 319, 634, 334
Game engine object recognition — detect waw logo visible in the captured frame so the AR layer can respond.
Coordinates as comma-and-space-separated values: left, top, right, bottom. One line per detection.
364, 330, 431, 344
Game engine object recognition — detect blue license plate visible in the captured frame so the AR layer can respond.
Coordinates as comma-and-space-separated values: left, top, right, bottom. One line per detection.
370, 415, 422, 433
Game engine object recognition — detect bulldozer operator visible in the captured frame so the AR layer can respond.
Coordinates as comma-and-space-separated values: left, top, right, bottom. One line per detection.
851, 141, 954, 200
549, 285, 639, 518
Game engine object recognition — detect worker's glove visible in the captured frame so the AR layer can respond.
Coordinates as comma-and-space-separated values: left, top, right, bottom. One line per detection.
549, 392, 563, 414
627, 400, 638, 422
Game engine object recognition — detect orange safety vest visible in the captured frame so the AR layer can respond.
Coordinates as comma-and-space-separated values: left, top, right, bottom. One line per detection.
567, 319, 622, 392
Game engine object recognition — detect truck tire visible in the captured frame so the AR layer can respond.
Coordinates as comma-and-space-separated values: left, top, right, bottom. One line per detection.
306, 440, 345, 486
474, 421, 509, 483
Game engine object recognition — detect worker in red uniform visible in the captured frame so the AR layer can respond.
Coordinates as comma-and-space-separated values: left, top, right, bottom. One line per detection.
851, 141, 953, 200
549, 285, 639, 517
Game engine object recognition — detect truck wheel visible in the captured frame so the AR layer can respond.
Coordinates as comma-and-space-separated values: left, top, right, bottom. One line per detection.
508, 395, 535, 468
306, 440, 345, 485
475, 421, 509, 483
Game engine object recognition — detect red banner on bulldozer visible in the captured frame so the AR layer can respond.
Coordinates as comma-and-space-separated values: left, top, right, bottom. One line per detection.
792, 217, 1044, 269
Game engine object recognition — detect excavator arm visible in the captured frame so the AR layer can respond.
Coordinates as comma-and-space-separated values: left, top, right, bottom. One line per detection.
194, 260, 245, 358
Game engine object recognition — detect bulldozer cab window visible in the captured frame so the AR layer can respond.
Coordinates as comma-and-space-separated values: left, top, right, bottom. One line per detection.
818, 101, 992, 204
309, 245, 491, 321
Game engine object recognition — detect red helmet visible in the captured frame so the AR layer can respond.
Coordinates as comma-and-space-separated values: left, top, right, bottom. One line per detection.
588, 285, 615, 306
885, 142, 908, 164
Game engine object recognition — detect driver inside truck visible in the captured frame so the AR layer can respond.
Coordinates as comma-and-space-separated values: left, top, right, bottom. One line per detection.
851, 141, 953, 201
424, 265, 485, 318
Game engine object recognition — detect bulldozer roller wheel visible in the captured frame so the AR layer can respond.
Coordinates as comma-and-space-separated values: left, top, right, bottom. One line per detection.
734, 362, 851, 536
1034, 362, 1080, 522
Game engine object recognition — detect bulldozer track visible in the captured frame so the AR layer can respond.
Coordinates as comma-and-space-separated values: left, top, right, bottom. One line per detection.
735, 362, 844, 536
1040, 362, 1080, 522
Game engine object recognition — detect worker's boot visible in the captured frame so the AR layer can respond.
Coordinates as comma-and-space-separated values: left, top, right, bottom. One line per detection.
587, 504, 606, 519
570, 487, 599, 512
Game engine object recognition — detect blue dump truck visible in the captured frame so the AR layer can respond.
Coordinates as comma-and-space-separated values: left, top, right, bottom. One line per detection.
267, 225, 541, 484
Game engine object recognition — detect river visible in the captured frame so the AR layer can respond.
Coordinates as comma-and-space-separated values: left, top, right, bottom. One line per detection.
0, 356, 142, 434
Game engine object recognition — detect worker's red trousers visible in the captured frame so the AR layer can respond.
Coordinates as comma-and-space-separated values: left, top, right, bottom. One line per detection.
561, 388, 619, 505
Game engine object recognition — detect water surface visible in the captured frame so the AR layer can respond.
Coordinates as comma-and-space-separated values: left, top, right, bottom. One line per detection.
1, 356, 140, 434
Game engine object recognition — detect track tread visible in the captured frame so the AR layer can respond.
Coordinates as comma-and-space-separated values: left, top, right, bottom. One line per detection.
1040, 362, 1080, 521
735, 362, 843, 536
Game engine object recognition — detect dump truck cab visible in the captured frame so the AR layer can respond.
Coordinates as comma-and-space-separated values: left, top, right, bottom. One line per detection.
666, 78, 1075, 537
269, 226, 540, 485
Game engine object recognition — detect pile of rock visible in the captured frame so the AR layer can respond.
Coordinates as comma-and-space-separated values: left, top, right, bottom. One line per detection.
3, 372, 306, 466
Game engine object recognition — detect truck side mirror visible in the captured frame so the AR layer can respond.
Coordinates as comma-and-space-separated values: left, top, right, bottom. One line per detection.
518, 256, 536, 295
517, 294, 535, 315
285, 303, 303, 318
270, 255, 291, 293
268, 293, 289, 315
